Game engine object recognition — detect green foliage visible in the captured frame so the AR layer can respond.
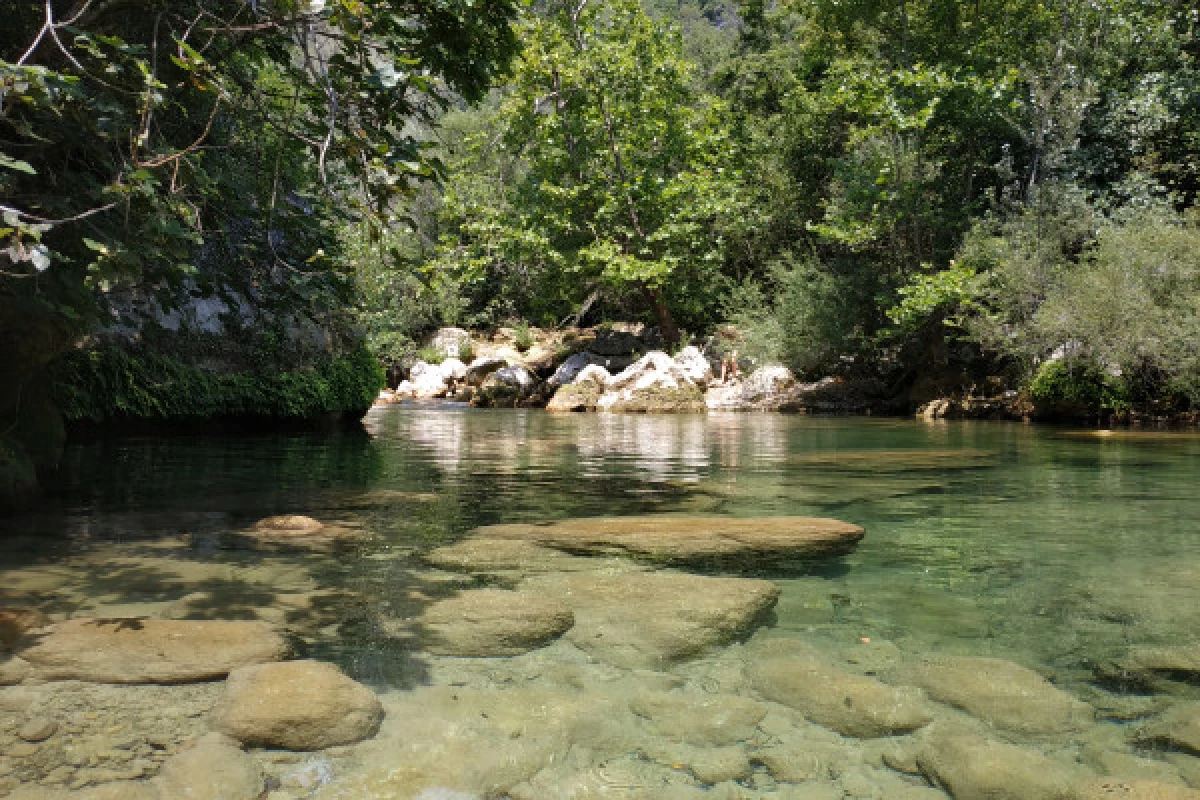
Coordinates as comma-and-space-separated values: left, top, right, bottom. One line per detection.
1028, 361, 1130, 417
887, 264, 984, 334
1, 0, 519, 411
49, 345, 384, 425
0, 436, 37, 507
424, 0, 754, 338
415, 346, 447, 366
512, 323, 534, 353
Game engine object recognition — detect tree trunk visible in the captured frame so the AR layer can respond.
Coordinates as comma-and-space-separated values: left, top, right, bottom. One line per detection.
645, 287, 680, 348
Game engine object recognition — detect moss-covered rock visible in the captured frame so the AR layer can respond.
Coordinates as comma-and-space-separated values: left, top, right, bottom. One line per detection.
546, 382, 603, 411
596, 384, 705, 413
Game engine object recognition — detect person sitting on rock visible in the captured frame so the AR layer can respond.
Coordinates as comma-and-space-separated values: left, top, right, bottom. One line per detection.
714, 326, 742, 384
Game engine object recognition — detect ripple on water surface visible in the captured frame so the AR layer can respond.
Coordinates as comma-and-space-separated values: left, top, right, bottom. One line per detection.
2, 410, 1200, 797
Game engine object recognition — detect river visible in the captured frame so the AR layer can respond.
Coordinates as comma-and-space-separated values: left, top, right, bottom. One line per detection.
2, 407, 1200, 798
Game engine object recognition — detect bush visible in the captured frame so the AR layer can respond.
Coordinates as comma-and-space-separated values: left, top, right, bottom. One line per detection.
49, 344, 384, 425
416, 346, 447, 366
513, 322, 534, 352
1028, 360, 1129, 418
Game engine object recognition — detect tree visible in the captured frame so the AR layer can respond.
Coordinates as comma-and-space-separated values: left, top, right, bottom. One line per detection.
433, 0, 754, 341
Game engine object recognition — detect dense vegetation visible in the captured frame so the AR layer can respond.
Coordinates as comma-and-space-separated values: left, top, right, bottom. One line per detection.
353, 0, 1200, 418
3, 0, 1200, 493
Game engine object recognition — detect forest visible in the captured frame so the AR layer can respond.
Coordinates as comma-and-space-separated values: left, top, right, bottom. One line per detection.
2, 0, 1200, 497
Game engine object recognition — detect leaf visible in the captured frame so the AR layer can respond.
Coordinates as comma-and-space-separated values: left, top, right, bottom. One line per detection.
0, 154, 36, 174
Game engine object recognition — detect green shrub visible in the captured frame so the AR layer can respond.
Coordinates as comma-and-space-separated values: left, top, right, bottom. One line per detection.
48, 344, 384, 425
513, 322, 534, 353
1028, 360, 1129, 418
416, 346, 447, 365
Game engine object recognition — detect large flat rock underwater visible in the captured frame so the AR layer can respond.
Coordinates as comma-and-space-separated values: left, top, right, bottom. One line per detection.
431, 514, 866, 569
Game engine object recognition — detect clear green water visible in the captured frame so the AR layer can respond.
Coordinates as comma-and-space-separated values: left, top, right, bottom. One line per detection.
4, 408, 1200, 797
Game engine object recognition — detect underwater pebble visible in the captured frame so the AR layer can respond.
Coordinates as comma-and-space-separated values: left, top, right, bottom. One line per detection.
17, 717, 56, 743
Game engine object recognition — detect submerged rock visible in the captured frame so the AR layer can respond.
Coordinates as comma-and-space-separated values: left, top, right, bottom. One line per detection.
18, 716, 57, 742
917, 731, 1092, 800
469, 515, 865, 567
0, 607, 51, 649
17, 618, 288, 683
629, 690, 767, 746
749, 655, 933, 739
1075, 782, 1200, 799
155, 732, 266, 800
788, 448, 996, 470
520, 571, 779, 669
423, 537, 604, 575
895, 655, 1093, 734
1114, 645, 1200, 688
222, 514, 362, 553
0, 653, 31, 684
1140, 703, 1200, 755
215, 659, 383, 750
417, 589, 575, 657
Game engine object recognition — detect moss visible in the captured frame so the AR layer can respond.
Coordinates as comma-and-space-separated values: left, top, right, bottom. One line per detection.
48, 343, 385, 427
603, 385, 705, 413
546, 382, 603, 411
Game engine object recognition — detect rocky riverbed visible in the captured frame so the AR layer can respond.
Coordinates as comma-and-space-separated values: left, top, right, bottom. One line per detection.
5, 413, 1200, 800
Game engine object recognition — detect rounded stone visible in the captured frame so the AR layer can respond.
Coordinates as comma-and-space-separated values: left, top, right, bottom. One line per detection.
215, 660, 383, 750
18, 716, 57, 742
418, 589, 574, 657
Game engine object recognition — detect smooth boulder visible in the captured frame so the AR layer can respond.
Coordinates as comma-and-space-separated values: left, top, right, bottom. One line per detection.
17, 618, 289, 683
224, 514, 362, 553
896, 655, 1093, 734
596, 351, 705, 413
216, 659, 383, 750
519, 571, 779, 669
749, 655, 933, 739
417, 589, 574, 656
155, 732, 266, 800
917, 732, 1092, 800
469, 515, 865, 567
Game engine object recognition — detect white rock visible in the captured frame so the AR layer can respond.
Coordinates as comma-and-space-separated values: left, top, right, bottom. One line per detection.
607, 351, 692, 391
394, 380, 418, 398
410, 361, 450, 398
441, 358, 467, 382
675, 346, 714, 387
741, 365, 796, 401
574, 364, 611, 385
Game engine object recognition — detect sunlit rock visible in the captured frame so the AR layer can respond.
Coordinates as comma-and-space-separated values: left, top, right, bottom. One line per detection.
17, 618, 288, 683
429, 327, 472, 359
749, 654, 933, 739
423, 537, 605, 575
893, 655, 1093, 734
476, 365, 537, 407
0, 654, 31, 684
674, 346, 714, 387
597, 351, 704, 412
215, 660, 382, 750
469, 515, 865, 567
411, 361, 452, 398
548, 352, 607, 388
415, 589, 574, 656
519, 571, 779, 669
220, 514, 364, 553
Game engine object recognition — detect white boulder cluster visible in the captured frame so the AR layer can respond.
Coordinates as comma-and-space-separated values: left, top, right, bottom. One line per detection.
373, 326, 853, 412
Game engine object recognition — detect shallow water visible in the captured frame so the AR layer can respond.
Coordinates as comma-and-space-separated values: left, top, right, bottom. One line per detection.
4, 409, 1200, 797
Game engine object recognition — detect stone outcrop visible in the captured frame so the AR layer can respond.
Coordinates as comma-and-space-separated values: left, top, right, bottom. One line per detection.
674, 346, 714, 387
546, 364, 611, 411
16, 618, 289, 683
423, 537, 604, 575
416, 589, 575, 656
894, 655, 1093, 734
468, 515, 865, 567
596, 352, 705, 413
748, 655, 933, 739
215, 659, 383, 750
519, 570, 779, 669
